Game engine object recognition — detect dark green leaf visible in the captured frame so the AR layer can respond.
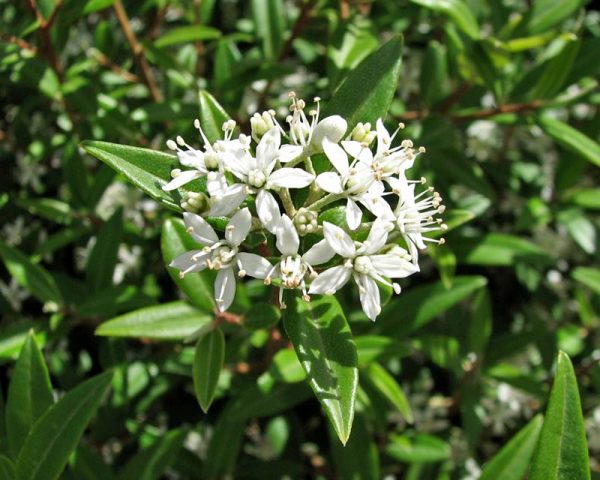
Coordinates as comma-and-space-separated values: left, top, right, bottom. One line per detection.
323, 37, 403, 131
530, 352, 590, 480
0, 240, 62, 305
15, 371, 113, 480
453, 233, 553, 266
411, 0, 480, 39
572, 267, 600, 295
480, 415, 543, 480
527, 0, 587, 35
96, 302, 211, 340
193, 328, 224, 412
161, 218, 215, 312
198, 90, 231, 144
386, 434, 451, 463
329, 414, 379, 480
252, 0, 285, 60
363, 362, 412, 422
86, 208, 123, 291
0, 456, 15, 480
283, 294, 358, 445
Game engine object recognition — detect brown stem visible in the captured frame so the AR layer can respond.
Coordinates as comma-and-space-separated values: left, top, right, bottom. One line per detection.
93, 50, 141, 83
113, 0, 163, 102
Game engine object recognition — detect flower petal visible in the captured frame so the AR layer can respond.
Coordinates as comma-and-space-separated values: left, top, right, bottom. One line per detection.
208, 183, 247, 217
237, 252, 272, 279
169, 250, 209, 272
342, 140, 373, 165
308, 266, 352, 295
183, 212, 218, 246
256, 189, 281, 234
279, 144, 304, 163
275, 215, 299, 256
316, 172, 343, 194
214, 267, 236, 312
311, 115, 347, 151
322, 137, 349, 177
346, 198, 362, 231
323, 221, 356, 257
162, 170, 203, 191
178, 150, 207, 171
267, 168, 314, 189
226, 207, 252, 246
361, 219, 389, 255
256, 127, 281, 168
355, 273, 381, 321
206, 171, 228, 197
376, 118, 391, 156
370, 254, 419, 278
302, 239, 335, 266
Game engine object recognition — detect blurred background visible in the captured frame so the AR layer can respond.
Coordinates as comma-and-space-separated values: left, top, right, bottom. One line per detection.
0, 0, 599, 478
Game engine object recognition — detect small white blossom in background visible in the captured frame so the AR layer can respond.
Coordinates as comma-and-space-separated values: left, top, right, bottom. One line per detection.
163, 93, 447, 320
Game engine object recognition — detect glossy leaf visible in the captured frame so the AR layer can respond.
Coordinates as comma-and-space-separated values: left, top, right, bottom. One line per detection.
96, 302, 211, 340
323, 37, 403, 130
379, 276, 487, 336
252, 0, 285, 60
198, 90, 232, 144
386, 434, 451, 463
0, 240, 62, 305
155, 25, 221, 47
363, 362, 412, 422
15, 371, 113, 480
329, 414, 379, 480
411, 0, 479, 39
453, 233, 553, 266
480, 415, 543, 480
537, 115, 600, 168
6, 333, 54, 459
81, 141, 204, 212
192, 328, 225, 412
530, 352, 590, 480
161, 218, 215, 312
283, 293, 358, 444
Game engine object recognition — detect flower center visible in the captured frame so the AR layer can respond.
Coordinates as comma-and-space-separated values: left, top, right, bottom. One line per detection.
353, 255, 372, 274
280, 255, 306, 289
248, 169, 267, 188
204, 151, 220, 170
207, 245, 236, 270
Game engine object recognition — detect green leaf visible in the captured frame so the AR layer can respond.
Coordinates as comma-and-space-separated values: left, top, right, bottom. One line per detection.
81, 141, 204, 212
243, 303, 281, 330
70, 445, 116, 480
328, 414, 380, 480
386, 434, 451, 463
411, 0, 480, 39
564, 188, 600, 210
117, 429, 186, 480
161, 218, 215, 312
6, 333, 54, 459
15, 371, 113, 480
283, 294, 358, 445
453, 233, 553, 266
363, 362, 412, 422
480, 415, 543, 480
530, 37, 580, 100
572, 267, 600, 295
530, 352, 590, 480
355, 335, 410, 366
198, 90, 231, 144
467, 287, 492, 356
323, 37, 403, 131
537, 115, 600, 168
0, 240, 62, 305
15, 198, 72, 225
527, 0, 587, 35
154, 25, 221, 48
420, 41, 449, 106
0, 323, 47, 362
0, 456, 15, 480
193, 328, 224, 412
86, 208, 123, 290
379, 276, 487, 336
96, 302, 211, 340
251, 0, 285, 60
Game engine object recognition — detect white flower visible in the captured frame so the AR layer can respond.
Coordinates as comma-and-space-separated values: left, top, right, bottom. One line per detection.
264, 215, 335, 306
316, 137, 393, 230
169, 208, 272, 311
308, 220, 418, 320
222, 128, 314, 230
393, 175, 447, 265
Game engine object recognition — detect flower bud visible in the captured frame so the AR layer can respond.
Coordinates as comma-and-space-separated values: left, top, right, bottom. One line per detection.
181, 191, 209, 214
250, 111, 276, 140
310, 115, 347, 152
350, 122, 376, 145
293, 208, 318, 236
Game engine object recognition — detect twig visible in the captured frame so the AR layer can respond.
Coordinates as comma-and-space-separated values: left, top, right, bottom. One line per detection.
0, 33, 37, 54
93, 50, 141, 83
113, 0, 163, 102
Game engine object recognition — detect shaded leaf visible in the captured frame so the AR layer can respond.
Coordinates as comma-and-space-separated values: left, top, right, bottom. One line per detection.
538, 115, 600, 168
192, 328, 224, 412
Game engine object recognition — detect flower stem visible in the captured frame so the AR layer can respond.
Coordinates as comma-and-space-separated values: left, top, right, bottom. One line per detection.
309, 192, 346, 211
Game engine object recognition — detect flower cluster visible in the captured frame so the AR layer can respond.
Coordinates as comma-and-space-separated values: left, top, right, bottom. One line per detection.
164, 93, 446, 320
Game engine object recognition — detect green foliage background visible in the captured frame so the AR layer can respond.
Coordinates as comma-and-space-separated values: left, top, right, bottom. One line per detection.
0, 0, 599, 478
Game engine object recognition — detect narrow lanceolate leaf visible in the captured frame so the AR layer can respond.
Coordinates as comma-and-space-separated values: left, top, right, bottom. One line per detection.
453, 233, 553, 266
117, 429, 186, 480
530, 352, 590, 480
96, 302, 211, 340
572, 267, 600, 295
81, 141, 205, 212
328, 414, 380, 480
15, 371, 114, 480
530, 38, 580, 100
154, 25, 221, 47
537, 115, 600, 168
323, 37, 403, 131
251, 0, 285, 60
199, 90, 231, 144
379, 276, 487, 336
6, 333, 54, 459
86, 208, 123, 291
527, 0, 587, 35
161, 218, 215, 312
283, 294, 358, 445
480, 415, 543, 480
411, 0, 480, 39
193, 328, 225, 412
0, 456, 15, 480
0, 240, 62, 305
363, 362, 412, 422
